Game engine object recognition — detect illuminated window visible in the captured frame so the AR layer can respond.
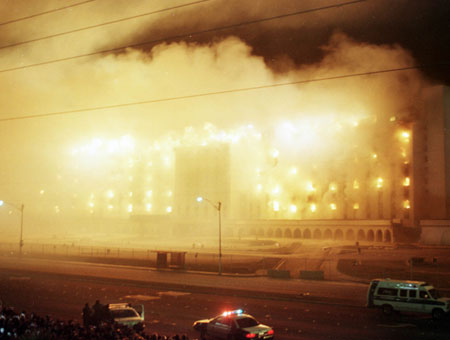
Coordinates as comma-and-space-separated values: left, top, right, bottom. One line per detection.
88, 202, 94, 208
107, 190, 114, 198
272, 185, 280, 195
256, 184, 262, 192
273, 201, 280, 212
128, 204, 133, 213
330, 203, 337, 210
129, 192, 133, 197
310, 203, 316, 212
353, 203, 359, 210
353, 180, 359, 190
403, 177, 410, 186
108, 204, 113, 210
376, 177, 383, 189
146, 190, 152, 197
166, 206, 172, 213
290, 167, 297, 175
329, 183, 337, 192
289, 204, 297, 213
306, 181, 316, 192
403, 200, 411, 209
146, 203, 152, 211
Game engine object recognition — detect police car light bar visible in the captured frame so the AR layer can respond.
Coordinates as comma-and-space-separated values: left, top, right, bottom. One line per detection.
222, 309, 243, 316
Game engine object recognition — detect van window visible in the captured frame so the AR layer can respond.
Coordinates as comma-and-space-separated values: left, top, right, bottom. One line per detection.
399, 289, 408, 297
428, 289, 439, 299
377, 288, 398, 296
409, 290, 417, 298
419, 291, 429, 299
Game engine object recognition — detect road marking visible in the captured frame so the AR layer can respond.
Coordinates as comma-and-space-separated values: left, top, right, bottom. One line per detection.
124, 294, 160, 301
158, 291, 191, 297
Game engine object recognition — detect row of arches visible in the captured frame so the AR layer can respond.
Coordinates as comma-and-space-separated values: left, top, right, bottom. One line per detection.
243, 226, 392, 242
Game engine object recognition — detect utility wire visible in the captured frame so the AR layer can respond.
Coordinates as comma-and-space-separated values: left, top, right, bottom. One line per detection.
0, 0, 215, 50
0, 0, 367, 74
1, 63, 447, 123
0, 0, 96, 26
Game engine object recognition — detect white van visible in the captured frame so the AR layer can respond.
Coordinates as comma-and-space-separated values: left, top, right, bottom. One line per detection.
367, 278, 450, 320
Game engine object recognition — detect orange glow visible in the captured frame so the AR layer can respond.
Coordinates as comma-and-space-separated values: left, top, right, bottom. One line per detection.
403, 200, 411, 209
403, 177, 410, 186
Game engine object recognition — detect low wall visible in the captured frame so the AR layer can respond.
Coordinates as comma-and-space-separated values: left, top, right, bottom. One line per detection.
420, 220, 450, 245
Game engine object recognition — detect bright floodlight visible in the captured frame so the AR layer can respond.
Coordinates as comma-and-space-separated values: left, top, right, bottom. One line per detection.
196, 196, 203, 202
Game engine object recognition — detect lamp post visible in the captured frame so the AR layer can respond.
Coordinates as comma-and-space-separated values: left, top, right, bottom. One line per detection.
197, 196, 222, 275
0, 200, 24, 257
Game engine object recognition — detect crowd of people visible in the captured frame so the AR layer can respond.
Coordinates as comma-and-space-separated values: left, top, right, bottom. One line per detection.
0, 302, 191, 340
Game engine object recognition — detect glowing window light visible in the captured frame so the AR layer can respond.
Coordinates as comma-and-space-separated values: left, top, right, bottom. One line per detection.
310, 203, 317, 212
256, 184, 262, 192
401, 131, 410, 142
290, 167, 297, 175
352, 121, 359, 127
376, 177, 383, 189
353, 203, 359, 210
306, 181, 316, 192
108, 204, 113, 210
329, 183, 337, 192
89, 209, 94, 214
40, 189, 45, 195
272, 185, 280, 195
128, 176, 133, 182
107, 190, 114, 198
273, 201, 280, 211
129, 192, 133, 197
403, 200, 411, 209
146, 190, 153, 197
330, 203, 337, 210
146, 203, 152, 211
168, 191, 173, 197
54, 206, 60, 214
390, 116, 396, 122
353, 180, 359, 190
372, 153, 377, 160
289, 204, 297, 213
163, 156, 171, 167
272, 149, 279, 158
166, 206, 172, 213
256, 168, 262, 176
403, 177, 410, 186
147, 161, 153, 167
128, 204, 133, 213
88, 202, 94, 208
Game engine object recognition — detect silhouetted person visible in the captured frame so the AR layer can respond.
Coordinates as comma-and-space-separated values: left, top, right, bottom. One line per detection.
92, 300, 103, 326
82, 303, 92, 327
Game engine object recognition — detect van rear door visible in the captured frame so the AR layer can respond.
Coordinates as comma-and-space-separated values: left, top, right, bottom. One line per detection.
367, 280, 379, 307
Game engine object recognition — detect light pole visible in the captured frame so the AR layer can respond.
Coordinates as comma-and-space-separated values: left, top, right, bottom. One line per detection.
0, 200, 24, 257
197, 196, 222, 275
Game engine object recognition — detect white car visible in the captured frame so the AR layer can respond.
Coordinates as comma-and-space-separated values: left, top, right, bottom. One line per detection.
108, 303, 145, 328
193, 309, 274, 340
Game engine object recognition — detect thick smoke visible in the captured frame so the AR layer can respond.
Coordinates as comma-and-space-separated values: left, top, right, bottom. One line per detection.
0, 0, 437, 240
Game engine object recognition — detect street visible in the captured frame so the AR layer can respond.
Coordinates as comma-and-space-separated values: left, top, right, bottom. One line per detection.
0, 260, 449, 339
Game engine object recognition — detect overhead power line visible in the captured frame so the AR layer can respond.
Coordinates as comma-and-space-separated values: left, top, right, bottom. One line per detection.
1, 63, 447, 123
0, 0, 96, 26
0, 0, 366, 74
0, 0, 215, 51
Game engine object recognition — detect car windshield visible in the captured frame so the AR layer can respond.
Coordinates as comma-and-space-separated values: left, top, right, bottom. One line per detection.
428, 289, 440, 299
236, 317, 259, 328
111, 309, 139, 318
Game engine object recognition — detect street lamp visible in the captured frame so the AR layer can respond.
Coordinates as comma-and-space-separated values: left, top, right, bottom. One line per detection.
0, 200, 24, 257
197, 196, 222, 275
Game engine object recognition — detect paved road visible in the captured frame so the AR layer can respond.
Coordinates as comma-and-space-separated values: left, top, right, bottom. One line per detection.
0, 255, 368, 306
1, 262, 450, 340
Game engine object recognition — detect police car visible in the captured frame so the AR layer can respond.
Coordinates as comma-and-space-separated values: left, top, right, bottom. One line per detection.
107, 303, 145, 328
193, 309, 274, 340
